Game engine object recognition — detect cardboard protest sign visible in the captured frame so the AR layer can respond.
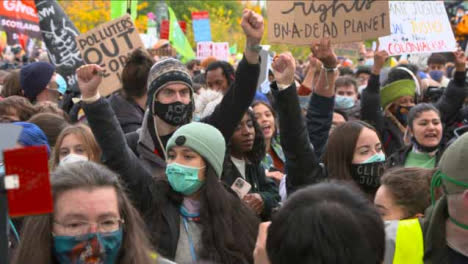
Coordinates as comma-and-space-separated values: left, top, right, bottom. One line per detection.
4, 145, 52, 217
379, 1, 457, 56
267, 1, 390, 45
0, 0, 41, 39
76, 15, 145, 96
35, 0, 83, 93
334, 42, 362, 59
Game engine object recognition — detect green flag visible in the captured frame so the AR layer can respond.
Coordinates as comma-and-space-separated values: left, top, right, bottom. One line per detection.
168, 6, 195, 63
111, 0, 138, 21
229, 44, 237, 55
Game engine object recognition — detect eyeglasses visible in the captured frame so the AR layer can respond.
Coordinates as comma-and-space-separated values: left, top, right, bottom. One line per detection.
54, 218, 124, 236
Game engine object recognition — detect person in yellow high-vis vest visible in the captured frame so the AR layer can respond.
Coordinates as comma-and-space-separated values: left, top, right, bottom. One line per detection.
384, 132, 468, 264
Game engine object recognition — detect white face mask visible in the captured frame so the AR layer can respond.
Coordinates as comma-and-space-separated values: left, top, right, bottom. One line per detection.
59, 153, 89, 166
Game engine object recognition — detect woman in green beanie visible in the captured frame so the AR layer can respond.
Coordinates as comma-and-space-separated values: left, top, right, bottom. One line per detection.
139, 122, 259, 264
361, 49, 466, 157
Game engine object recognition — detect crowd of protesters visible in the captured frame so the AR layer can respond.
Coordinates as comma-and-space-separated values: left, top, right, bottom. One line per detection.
0, 7, 468, 264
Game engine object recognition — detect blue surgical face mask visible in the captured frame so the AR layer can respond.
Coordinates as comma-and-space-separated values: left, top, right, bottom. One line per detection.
429, 70, 444, 82
55, 73, 67, 95
362, 153, 386, 164
53, 229, 123, 264
335, 95, 355, 109
166, 163, 205, 196
364, 58, 374, 66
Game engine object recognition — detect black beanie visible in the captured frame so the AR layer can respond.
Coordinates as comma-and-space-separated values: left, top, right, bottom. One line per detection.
20, 62, 55, 101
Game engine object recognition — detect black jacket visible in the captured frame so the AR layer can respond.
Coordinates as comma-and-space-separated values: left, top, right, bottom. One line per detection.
108, 91, 145, 134
361, 71, 467, 156
82, 56, 260, 259
271, 83, 327, 196
222, 157, 279, 220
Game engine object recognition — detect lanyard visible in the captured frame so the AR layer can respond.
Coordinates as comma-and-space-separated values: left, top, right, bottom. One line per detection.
181, 216, 197, 263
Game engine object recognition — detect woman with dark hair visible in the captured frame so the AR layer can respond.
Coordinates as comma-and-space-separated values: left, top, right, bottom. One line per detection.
223, 109, 280, 220
0, 69, 21, 97
374, 167, 435, 220
262, 182, 385, 264
323, 120, 386, 196
361, 48, 466, 156
146, 122, 259, 263
12, 161, 168, 264
387, 103, 445, 168
252, 101, 285, 182
0, 95, 36, 121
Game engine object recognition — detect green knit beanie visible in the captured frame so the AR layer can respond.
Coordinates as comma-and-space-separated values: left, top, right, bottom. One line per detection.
166, 122, 226, 178
380, 79, 416, 109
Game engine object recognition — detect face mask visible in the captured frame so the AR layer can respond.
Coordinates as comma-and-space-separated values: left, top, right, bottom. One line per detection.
350, 154, 386, 194
55, 73, 68, 94
166, 162, 204, 195
0, 163, 4, 175
335, 95, 355, 109
59, 153, 89, 166
411, 137, 440, 153
153, 101, 193, 126
364, 58, 374, 66
429, 70, 444, 82
53, 229, 123, 264
395, 105, 412, 126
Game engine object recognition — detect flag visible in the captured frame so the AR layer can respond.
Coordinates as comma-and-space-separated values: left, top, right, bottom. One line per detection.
111, 0, 138, 21
168, 6, 195, 63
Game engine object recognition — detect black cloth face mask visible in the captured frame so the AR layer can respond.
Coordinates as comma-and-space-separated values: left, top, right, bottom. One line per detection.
350, 161, 385, 195
153, 101, 193, 126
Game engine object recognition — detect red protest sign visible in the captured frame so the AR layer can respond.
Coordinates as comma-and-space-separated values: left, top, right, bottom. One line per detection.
192, 11, 209, 20
4, 145, 53, 217
0, 0, 41, 38
160, 19, 187, 39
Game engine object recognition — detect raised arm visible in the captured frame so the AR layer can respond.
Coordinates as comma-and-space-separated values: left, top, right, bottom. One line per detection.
435, 50, 467, 125
203, 9, 262, 141
305, 38, 338, 158
77, 65, 154, 212
360, 45, 389, 134
270, 52, 325, 196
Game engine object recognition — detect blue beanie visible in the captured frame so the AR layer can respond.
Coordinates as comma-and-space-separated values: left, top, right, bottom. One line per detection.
20, 62, 55, 101
14, 122, 50, 156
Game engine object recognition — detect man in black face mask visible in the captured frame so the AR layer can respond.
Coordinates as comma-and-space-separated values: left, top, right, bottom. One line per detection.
77, 9, 264, 181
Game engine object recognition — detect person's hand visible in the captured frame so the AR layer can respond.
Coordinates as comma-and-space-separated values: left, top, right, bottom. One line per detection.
271, 52, 296, 87
372, 42, 389, 75
254, 222, 272, 264
453, 49, 466, 72
310, 38, 337, 68
265, 170, 284, 183
308, 54, 323, 73
243, 193, 264, 215
241, 9, 264, 47
77, 64, 103, 99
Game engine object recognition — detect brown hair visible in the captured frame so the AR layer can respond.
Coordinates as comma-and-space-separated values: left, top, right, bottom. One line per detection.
0, 69, 22, 97
121, 49, 154, 98
12, 161, 156, 264
335, 76, 358, 93
34, 101, 71, 122
323, 120, 380, 182
28, 113, 70, 148
0, 95, 36, 121
52, 124, 101, 170
380, 167, 435, 218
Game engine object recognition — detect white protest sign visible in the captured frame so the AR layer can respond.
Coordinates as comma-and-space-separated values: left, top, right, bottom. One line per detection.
379, 1, 457, 56
197, 41, 213, 60
212, 42, 229, 61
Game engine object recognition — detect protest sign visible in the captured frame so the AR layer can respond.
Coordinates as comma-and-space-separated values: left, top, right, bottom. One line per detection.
379, 1, 457, 56
197, 41, 213, 60
0, 0, 41, 39
76, 14, 145, 96
334, 42, 362, 59
192, 11, 212, 42
212, 42, 229, 61
35, 0, 83, 93
267, 1, 390, 45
